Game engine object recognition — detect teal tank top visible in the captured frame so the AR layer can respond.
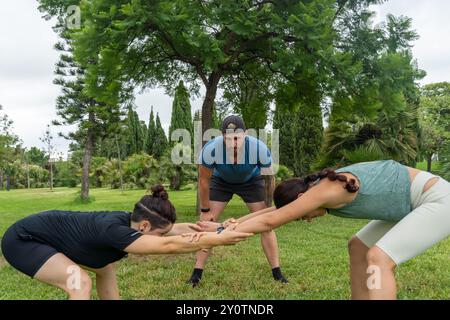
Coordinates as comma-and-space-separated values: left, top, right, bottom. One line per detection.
328, 160, 411, 222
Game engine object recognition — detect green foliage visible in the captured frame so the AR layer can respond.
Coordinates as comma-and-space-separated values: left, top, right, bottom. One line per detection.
54, 161, 78, 188
160, 144, 197, 191
419, 82, 450, 161
25, 147, 48, 167
274, 102, 323, 177
154, 113, 169, 159
274, 164, 293, 182
122, 153, 160, 189
317, 7, 425, 168
438, 144, 450, 180
144, 107, 157, 155
126, 106, 145, 155
169, 81, 193, 141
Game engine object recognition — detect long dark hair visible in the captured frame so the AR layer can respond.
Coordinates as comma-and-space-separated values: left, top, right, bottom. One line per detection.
273, 169, 359, 209
131, 185, 176, 230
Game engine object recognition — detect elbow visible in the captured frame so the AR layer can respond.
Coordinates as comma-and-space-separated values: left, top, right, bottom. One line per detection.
261, 216, 277, 231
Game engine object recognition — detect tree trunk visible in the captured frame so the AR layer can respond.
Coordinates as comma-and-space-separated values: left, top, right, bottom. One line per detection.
6, 174, 10, 191
201, 74, 221, 134
49, 162, 53, 191
427, 154, 433, 172
197, 73, 221, 213
81, 114, 95, 200
115, 135, 124, 193
0, 169, 3, 190
26, 163, 30, 189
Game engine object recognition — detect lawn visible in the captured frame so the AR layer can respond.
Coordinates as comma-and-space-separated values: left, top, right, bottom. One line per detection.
0, 187, 449, 300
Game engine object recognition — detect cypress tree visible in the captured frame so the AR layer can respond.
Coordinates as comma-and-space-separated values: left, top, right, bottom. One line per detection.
169, 81, 193, 142
127, 106, 144, 155
274, 103, 323, 177
154, 113, 168, 159
145, 106, 157, 155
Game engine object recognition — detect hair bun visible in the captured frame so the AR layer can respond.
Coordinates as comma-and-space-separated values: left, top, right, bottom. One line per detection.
151, 185, 168, 200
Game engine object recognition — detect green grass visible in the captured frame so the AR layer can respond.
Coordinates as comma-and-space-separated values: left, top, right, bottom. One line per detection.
415, 161, 442, 174
1, 188, 449, 300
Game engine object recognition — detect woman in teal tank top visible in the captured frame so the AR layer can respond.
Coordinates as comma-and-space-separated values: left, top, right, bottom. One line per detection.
197, 160, 450, 300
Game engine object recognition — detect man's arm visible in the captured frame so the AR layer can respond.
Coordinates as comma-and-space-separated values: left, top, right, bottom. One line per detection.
198, 165, 213, 212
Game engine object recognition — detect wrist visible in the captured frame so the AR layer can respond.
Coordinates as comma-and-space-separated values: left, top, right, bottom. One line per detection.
216, 225, 225, 234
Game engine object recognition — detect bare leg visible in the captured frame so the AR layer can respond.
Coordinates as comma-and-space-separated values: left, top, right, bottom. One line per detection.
194, 201, 227, 270
366, 246, 397, 300
87, 263, 120, 300
246, 201, 280, 269
34, 253, 92, 300
348, 236, 370, 300
187, 201, 227, 286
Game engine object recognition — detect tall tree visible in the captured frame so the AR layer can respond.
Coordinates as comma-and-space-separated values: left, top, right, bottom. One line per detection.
154, 113, 169, 159
57, 0, 352, 138
145, 106, 157, 155
0, 106, 18, 190
126, 106, 144, 155
37, 2, 128, 200
274, 101, 323, 177
419, 82, 450, 171
169, 81, 193, 141
318, 7, 425, 167
40, 125, 56, 191
51, 34, 122, 200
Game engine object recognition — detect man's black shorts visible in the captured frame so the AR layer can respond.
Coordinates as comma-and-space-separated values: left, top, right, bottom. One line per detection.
209, 175, 266, 203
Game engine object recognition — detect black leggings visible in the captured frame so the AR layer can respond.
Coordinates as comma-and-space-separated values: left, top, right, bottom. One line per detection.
1, 225, 58, 278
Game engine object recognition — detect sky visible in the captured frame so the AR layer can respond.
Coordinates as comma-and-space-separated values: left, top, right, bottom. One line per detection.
1, 0, 449, 156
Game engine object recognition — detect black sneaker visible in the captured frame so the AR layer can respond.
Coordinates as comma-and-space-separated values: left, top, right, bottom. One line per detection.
275, 275, 289, 284
186, 275, 201, 287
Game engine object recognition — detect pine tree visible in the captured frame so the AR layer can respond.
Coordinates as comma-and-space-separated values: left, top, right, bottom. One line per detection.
52, 38, 121, 200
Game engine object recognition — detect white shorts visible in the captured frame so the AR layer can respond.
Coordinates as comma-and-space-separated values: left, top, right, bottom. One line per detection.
355, 171, 450, 265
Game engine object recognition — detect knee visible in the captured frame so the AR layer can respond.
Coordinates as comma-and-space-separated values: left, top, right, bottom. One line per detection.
348, 236, 366, 256
366, 247, 396, 270
66, 270, 92, 299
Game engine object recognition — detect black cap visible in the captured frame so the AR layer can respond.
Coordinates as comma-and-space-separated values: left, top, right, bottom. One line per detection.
221, 115, 246, 133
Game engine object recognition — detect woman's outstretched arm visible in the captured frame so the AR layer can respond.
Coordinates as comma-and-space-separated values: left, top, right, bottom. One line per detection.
165, 223, 202, 236
123, 230, 253, 255
233, 179, 351, 234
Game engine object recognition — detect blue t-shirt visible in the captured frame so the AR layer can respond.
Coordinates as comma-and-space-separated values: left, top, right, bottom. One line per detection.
199, 135, 272, 184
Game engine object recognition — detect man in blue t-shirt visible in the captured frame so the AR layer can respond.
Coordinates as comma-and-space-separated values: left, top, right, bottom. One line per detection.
187, 115, 288, 286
